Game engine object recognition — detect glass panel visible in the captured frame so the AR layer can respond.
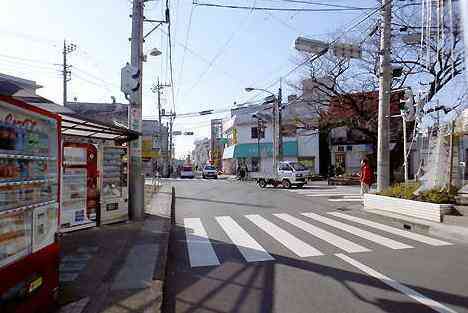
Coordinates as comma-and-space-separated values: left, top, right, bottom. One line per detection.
102, 147, 127, 198
0, 209, 32, 269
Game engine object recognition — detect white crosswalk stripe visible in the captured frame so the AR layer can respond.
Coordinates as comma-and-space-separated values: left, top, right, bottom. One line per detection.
245, 214, 323, 257
183, 213, 454, 268
328, 212, 453, 246
274, 213, 371, 253
216, 216, 274, 262
285, 185, 362, 202
184, 218, 220, 267
301, 212, 413, 249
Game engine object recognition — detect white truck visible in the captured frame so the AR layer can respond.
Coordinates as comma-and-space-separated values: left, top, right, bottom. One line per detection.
251, 160, 309, 189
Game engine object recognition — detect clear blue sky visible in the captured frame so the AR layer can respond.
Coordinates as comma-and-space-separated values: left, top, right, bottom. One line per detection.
1, 0, 380, 157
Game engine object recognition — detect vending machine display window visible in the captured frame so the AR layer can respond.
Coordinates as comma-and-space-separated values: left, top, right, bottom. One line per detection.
100, 146, 128, 224
60, 144, 97, 232
0, 99, 59, 268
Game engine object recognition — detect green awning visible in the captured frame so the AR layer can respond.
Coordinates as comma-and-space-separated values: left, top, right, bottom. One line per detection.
222, 141, 298, 159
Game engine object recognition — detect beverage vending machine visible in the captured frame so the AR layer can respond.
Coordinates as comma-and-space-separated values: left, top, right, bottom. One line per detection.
100, 146, 128, 225
0, 96, 61, 313
61, 143, 98, 232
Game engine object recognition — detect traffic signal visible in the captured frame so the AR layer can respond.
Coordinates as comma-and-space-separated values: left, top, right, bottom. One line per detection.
121, 63, 140, 98
400, 88, 415, 121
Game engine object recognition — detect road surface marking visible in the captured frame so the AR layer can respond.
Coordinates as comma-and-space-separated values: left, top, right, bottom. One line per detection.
336, 253, 459, 313
328, 198, 362, 202
184, 218, 220, 267
245, 214, 323, 257
274, 214, 370, 253
302, 213, 413, 250
329, 212, 453, 246
215, 216, 274, 262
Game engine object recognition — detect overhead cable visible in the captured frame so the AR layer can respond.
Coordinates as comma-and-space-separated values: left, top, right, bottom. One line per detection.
193, 1, 372, 12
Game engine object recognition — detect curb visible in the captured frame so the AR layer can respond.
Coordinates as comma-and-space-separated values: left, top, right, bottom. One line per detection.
157, 186, 175, 313
362, 209, 468, 244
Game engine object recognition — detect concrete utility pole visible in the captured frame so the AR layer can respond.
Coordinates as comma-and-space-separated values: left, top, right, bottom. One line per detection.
376, 0, 392, 192
128, 0, 144, 220
62, 40, 76, 106
277, 79, 283, 162
272, 95, 278, 176
153, 77, 171, 125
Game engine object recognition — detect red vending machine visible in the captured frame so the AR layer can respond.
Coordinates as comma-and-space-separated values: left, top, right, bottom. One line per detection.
0, 96, 61, 313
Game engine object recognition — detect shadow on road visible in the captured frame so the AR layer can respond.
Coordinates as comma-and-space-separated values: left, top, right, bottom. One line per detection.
162, 224, 468, 313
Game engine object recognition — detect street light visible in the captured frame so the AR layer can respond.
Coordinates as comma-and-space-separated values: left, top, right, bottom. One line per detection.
149, 48, 162, 56
245, 87, 276, 97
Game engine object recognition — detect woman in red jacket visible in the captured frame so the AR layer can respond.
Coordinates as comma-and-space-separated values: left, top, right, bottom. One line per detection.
360, 158, 373, 196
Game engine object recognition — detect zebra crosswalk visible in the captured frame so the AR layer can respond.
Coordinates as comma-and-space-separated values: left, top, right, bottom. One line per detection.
285, 185, 363, 202
182, 212, 452, 268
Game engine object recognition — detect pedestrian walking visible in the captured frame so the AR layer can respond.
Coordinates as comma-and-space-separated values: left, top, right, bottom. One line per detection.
359, 158, 373, 196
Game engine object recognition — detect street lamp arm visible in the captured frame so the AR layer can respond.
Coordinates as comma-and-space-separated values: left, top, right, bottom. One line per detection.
245, 87, 276, 98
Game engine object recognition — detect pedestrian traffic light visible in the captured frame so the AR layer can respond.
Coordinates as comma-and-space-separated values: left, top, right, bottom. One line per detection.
121, 63, 140, 98
400, 88, 415, 121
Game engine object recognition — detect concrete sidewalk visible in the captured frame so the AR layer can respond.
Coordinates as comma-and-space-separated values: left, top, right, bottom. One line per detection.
57, 185, 173, 313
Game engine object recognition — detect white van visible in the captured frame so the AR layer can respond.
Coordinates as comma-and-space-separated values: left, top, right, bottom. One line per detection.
180, 165, 194, 178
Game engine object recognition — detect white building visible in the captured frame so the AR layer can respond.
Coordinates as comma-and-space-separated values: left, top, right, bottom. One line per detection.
222, 100, 320, 175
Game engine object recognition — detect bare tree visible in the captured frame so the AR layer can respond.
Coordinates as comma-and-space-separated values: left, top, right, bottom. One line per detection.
294, 3, 464, 135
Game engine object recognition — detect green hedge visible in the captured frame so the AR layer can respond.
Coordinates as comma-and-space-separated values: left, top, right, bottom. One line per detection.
377, 182, 456, 204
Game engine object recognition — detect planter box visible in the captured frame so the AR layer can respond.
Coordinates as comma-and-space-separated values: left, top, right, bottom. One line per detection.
364, 194, 453, 222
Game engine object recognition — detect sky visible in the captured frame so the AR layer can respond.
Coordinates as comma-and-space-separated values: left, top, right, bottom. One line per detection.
1, 0, 405, 158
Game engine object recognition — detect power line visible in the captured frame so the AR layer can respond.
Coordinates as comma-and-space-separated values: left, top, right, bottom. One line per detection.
260, 0, 373, 10
183, 0, 258, 97
242, 0, 385, 104
192, 1, 373, 12
176, 2, 195, 103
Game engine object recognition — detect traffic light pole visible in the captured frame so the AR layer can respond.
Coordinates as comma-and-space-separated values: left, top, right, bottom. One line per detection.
128, 0, 144, 220
402, 114, 408, 183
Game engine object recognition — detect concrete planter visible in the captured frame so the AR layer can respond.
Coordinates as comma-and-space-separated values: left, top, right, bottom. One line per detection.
364, 194, 453, 222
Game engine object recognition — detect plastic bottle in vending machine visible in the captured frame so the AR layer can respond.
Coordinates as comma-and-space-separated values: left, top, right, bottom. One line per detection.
15, 124, 26, 152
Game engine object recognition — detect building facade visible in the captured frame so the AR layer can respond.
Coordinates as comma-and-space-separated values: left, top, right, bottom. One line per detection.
222, 99, 320, 175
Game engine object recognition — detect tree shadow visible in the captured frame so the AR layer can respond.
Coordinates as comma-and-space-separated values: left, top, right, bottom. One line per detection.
162, 224, 468, 313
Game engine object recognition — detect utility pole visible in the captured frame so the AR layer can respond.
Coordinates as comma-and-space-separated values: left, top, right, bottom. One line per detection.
128, 0, 144, 220
62, 40, 77, 106
161, 110, 176, 177
152, 77, 171, 125
278, 79, 283, 162
376, 0, 392, 192
272, 94, 278, 176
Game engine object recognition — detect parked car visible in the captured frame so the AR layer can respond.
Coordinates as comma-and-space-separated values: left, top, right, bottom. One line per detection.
180, 165, 194, 178
202, 165, 218, 179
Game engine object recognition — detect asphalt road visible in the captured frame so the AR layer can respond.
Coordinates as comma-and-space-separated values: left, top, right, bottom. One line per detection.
162, 178, 468, 313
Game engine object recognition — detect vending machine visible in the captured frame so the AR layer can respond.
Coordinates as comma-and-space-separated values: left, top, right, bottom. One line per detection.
100, 146, 128, 225
60, 143, 98, 232
0, 96, 61, 313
